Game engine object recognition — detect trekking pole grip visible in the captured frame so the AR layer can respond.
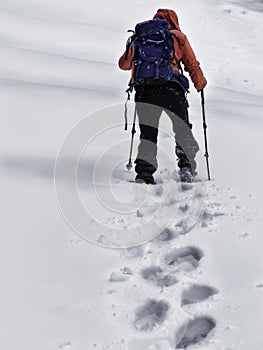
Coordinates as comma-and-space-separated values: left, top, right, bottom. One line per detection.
201, 89, 205, 105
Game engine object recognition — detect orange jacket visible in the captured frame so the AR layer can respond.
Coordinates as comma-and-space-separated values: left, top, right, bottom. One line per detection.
118, 9, 207, 91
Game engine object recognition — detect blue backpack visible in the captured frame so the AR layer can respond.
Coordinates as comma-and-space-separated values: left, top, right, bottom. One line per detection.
125, 18, 189, 92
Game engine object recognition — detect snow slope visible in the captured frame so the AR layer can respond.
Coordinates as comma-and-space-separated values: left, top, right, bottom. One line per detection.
0, 0, 263, 349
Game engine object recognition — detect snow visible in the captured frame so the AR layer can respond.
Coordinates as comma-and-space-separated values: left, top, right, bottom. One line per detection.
0, 0, 263, 349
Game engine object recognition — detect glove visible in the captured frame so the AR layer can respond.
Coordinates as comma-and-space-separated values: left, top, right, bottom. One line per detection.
197, 76, 207, 92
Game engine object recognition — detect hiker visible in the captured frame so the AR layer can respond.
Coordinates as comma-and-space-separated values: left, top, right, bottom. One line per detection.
118, 9, 207, 184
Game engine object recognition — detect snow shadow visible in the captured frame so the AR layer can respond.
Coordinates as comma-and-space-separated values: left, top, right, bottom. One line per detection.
0, 155, 54, 179
229, 0, 263, 12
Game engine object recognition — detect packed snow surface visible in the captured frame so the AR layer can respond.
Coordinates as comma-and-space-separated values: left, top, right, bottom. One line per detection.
0, 0, 263, 349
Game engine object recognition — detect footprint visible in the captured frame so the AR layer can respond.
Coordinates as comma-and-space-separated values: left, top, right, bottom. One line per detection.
141, 266, 178, 287
181, 182, 194, 191
127, 338, 172, 350
109, 271, 130, 282
125, 245, 145, 258
200, 208, 225, 228
181, 284, 219, 306
175, 316, 216, 349
134, 299, 169, 331
53, 342, 71, 350
109, 266, 133, 282
165, 247, 203, 270
152, 227, 178, 243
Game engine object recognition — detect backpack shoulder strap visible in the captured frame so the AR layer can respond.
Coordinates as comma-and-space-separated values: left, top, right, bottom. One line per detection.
125, 30, 135, 60
168, 26, 184, 73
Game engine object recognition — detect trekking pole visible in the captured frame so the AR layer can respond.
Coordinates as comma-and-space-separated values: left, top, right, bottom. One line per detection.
126, 105, 137, 170
201, 90, 211, 180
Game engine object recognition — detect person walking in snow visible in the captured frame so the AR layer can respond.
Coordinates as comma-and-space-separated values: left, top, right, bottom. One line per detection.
119, 9, 207, 184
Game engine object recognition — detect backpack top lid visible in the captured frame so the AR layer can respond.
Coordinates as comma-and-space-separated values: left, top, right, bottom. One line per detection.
135, 18, 170, 38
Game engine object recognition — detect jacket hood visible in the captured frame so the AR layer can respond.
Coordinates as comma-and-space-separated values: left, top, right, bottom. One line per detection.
153, 9, 181, 31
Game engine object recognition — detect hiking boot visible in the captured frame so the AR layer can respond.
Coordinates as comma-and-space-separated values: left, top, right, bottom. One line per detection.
135, 172, 155, 185
179, 167, 194, 183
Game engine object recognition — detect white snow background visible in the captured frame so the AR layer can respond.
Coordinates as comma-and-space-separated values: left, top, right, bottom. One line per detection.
0, 0, 263, 349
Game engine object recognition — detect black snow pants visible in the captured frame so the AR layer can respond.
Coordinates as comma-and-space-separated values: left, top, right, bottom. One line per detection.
134, 82, 199, 177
